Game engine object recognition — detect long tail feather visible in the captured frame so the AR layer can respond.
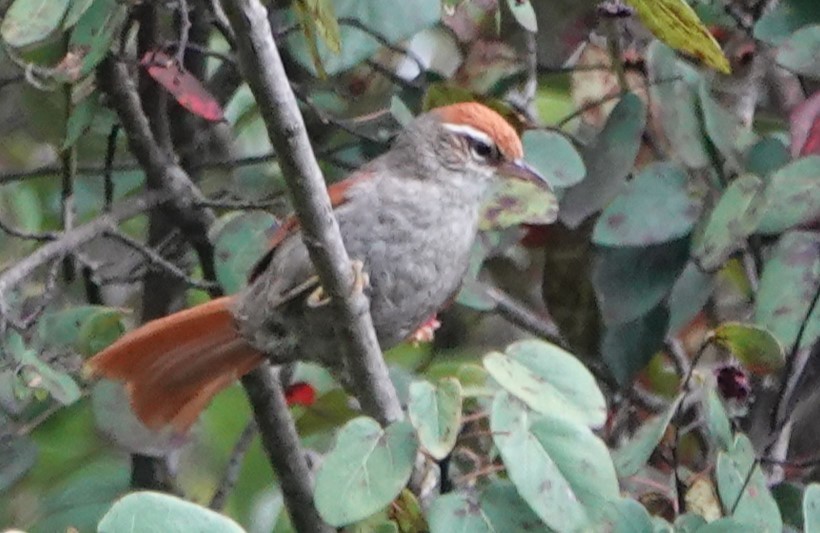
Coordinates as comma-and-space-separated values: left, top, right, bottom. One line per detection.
86, 296, 265, 431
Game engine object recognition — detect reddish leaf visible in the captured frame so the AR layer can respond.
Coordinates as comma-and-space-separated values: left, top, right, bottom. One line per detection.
140, 50, 224, 122
285, 382, 317, 407
791, 90, 820, 157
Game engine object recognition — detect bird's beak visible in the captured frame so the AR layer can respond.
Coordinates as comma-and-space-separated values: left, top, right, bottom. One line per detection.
498, 159, 552, 190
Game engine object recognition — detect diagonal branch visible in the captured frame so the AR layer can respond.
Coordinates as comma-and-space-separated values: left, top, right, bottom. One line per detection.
222, 0, 403, 425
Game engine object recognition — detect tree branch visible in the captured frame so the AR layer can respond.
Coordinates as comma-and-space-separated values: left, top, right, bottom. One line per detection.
241, 366, 333, 533
223, 0, 403, 425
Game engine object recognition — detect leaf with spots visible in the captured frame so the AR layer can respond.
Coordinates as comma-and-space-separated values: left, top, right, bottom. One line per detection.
757, 155, 820, 235
613, 396, 680, 478
491, 392, 619, 531
314, 417, 418, 527
479, 179, 559, 230
483, 339, 607, 429
560, 93, 647, 229
594, 162, 704, 247
141, 51, 225, 122
428, 480, 548, 533
692, 175, 767, 271
716, 435, 782, 530
754, 230, 820, 353
626, 0, 730, 73
407, 378, 462, 460
68, 0, 128, 78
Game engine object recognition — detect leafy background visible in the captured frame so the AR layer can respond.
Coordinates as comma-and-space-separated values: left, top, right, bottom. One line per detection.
0, 0, 819, 531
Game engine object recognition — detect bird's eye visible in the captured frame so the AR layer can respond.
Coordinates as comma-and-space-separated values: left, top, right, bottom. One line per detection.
468, 138, 498, 161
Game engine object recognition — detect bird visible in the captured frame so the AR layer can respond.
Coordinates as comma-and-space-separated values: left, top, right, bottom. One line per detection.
86, 102, 551, 431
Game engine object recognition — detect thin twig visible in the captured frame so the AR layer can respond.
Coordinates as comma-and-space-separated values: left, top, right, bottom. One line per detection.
223, 0, 403, 425
0, 218, 57, 241
175, 0, 192, 65
729, 458, 759, 514
210, 421, 258, 510
103, 124, 120, 212
105, 230, 218, 291
241, 366, 333, 533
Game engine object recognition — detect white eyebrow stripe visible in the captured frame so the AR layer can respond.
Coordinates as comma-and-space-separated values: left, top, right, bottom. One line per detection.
441, 123, 494, 146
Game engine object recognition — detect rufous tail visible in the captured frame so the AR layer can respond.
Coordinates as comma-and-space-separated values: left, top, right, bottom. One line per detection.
86, 296, 265, 431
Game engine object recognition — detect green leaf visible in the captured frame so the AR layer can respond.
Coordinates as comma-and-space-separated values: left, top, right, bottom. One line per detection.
479, 179, 559, 230
712, 322, 785, 375
744, 136, 791, 179
506, 0, 537, 32
0, 432, 37, 491
407, 378, 462, 460
315, 417, 418, 526
483, 339, 607, 428
772, 483, 804, 530
593, 162, 703, 246
491, 392, 619, 531
626, 0, 730, 73
593, 238, 690, 326
699, 82, 754, 169
667, 262, 714, 335
521, 129, 586, 189
754, 4, 810, 46
777, 25, 820, 78
757, 155, 820, 234
754, 231, 820, 353
692, 175, 767, 271
647, 41, 710, 169
560, 93, 647, 228
98, 491, 245, 532
716, 435, 782, 531
63, 0, 95, 29
212, 211, 278, 293
696, 517, 751, 532
1, 0, 71, 48
428, 481, 548, 533
77, 308, 124, 356
62, 92, 107, 150
285, 0, 442, 76
602, 305, 669, 386
613, 397, 680, 478
703, 386, 733, 450
68, 0, 128, 77
804, 484, 820, 533
598, 498, 655, 533
37, 305, 122, 351
674, 513, 708, 532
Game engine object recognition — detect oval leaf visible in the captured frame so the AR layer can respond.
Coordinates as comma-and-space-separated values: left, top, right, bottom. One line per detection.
407, 378, 462, 460
141, 51, 224, 122
506, 0, 537, 32
777, 25, 820, 78
67, 0, 128, 78
521, 129, 586, 189
1, 0, 70, 48
757, 155, 820, 234
712, 322, 785, 375
483, 340, 607, 428
560, 93, 647, 228
98, 491, 245, 533
315, 417, 418, 526
479, 179, 559, 230
693, 174, 767, 271
613, 397, 681, 478
491, 392, 619, 531
428, 481, 547, 533
212, 211, 278, 293
755, 230, 820, 353
594, 162, 703, 246
716, 435, 782, 531
804, 484, 820, 533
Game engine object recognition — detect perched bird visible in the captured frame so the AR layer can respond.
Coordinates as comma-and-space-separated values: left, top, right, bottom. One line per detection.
87, 102, 550, 431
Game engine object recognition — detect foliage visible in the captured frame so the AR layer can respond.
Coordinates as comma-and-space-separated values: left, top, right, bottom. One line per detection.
1, 0, 820, 532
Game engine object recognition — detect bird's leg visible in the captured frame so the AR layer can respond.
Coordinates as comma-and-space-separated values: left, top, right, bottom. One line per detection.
306, 259, 369, 308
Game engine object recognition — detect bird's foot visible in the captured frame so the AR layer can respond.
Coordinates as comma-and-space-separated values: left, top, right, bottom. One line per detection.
306, 260, 369, 308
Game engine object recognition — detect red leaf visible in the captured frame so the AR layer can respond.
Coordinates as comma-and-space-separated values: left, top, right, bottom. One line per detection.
284, 382, 316, 407
790, 90, 820, 157
140, 51, 224, 122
